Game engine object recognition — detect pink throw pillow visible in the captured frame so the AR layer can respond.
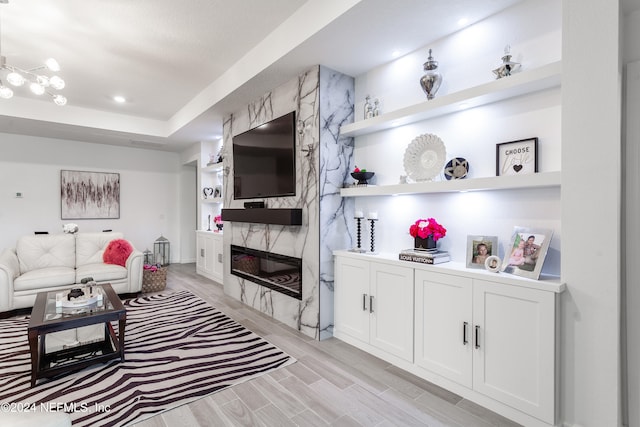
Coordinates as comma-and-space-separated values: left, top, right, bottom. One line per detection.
103, 239, 133, 267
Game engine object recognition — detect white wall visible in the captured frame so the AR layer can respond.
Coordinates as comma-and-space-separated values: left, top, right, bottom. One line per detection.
623, 6, 640, 427
179, 162, 197, 263
0, 133, 185, 262
561, 1, 621, 426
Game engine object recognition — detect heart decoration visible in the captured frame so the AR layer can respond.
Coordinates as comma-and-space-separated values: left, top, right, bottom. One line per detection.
202, 187, 214, 198
513, 164, 523, 172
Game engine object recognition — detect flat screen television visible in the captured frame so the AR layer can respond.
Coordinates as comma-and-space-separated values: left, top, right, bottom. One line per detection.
232, 111, 296, 200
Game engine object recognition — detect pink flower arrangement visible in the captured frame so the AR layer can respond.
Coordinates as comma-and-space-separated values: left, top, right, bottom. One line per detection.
214, 215, 222, 224
409, 218, 447, 241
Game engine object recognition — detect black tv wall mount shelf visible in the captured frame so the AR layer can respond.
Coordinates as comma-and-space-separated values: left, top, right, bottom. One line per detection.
221, 208, 303, 226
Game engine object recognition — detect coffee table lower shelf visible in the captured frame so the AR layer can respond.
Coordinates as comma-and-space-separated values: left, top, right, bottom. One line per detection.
30, 322, 123, 386
27, 284, 126, 387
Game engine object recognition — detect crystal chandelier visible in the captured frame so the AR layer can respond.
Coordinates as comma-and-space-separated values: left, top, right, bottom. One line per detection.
0, 0, 66, 106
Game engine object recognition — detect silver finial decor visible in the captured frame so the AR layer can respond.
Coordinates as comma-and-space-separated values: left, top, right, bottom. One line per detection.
420, 49, 442, 100
364, 95, 374, 119
493, 45, 521, 79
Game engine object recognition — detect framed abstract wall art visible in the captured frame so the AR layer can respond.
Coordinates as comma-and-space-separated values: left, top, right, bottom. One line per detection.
61, 170, 120, 219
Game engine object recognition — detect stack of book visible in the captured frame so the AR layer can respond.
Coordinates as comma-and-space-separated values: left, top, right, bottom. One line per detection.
398, 249, 450, 264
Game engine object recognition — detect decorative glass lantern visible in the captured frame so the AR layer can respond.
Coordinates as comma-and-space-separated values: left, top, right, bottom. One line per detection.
143, 249, 154, 265
154, 235, 170, 266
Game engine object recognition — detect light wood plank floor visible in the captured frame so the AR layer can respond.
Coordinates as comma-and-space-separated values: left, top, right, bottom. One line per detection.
132, 263, 522, 427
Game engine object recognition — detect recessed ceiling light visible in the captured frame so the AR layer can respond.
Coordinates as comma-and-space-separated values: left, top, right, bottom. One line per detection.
113, 95, 126, 103
457, 17, 469, 26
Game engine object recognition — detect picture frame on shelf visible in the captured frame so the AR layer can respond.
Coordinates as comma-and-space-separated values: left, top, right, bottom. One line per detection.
484, 255, 502, 272
214, 185, 222, 198
466, 235, 498, 269
501, 226, 553, 280
496, 137, 538, 176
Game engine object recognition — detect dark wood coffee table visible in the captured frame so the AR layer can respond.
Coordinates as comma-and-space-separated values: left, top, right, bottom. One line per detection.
27, 283, 126, 386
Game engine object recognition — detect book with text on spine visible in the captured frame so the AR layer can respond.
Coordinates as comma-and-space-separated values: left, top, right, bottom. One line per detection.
398, 249, 450, 264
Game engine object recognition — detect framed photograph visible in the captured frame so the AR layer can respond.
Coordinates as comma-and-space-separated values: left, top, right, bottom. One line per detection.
501, 226, 553, 280
61, 170, 120, 219
484, 255, 502, 273
214, 185, 222, 198
466, 235, 498, 269
496, 137, 538, 176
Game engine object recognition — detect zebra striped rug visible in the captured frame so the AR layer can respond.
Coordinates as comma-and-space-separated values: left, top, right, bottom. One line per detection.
0, 290, 295, 426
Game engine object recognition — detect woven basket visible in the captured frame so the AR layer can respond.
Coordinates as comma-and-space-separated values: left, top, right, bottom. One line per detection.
232, 255, 259, 276
142, 267, 167, 293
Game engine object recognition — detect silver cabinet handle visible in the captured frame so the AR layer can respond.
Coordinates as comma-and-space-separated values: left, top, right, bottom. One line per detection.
217, 253, 222, 263
200, 248, 205, 257
363, 294, 368, 311
369, 295, 374, 313
463, 322, 468, 345
475, 325, 480, 349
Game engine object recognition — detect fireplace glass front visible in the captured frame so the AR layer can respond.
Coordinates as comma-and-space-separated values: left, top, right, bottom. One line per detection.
230, 245, 302, 300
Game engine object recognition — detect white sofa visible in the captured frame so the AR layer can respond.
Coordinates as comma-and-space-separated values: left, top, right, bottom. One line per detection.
0, 232, 143, 313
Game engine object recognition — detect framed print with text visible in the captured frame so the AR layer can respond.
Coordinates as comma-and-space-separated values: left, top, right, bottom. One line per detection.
496, 137, 538, 176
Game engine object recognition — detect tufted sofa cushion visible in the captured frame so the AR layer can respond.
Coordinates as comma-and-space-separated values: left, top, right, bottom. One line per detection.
16, 234, 75, 273
14, 267, 77, 291
76, 232, 123, 267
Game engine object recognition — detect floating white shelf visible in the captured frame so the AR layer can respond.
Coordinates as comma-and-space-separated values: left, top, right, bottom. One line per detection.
340, 61, 562, 138
340, 171, 561, 197
202, 163, 224, 173
202, 198, 223, 204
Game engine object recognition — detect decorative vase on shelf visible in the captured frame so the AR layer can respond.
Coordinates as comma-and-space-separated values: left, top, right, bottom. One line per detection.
492, 45, 521, 79
419, 49, 442, 100
414, 235, 437, 252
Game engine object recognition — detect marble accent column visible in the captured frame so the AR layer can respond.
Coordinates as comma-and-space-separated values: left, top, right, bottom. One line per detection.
318, 66, 354, 339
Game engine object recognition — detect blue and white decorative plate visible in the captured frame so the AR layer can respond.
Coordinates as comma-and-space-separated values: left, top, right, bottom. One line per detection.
444, 157, 469, 180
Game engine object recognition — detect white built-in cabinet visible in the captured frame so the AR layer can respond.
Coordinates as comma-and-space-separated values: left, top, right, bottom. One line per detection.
414, 270, 556, 424
197, 160, 224, 282
334, 256, 414, 362
196, 230, 223, 283
334, 251, 563, 427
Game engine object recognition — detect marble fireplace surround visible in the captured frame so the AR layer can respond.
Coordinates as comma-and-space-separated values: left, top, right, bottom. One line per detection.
221, 65, 355, 340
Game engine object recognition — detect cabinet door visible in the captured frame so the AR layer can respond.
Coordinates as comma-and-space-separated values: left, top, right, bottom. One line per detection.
472, 279, 555, 424
211, 235, 224, 282
369, 263, 414, 362
334, 257, 370, 344
196, 234, 206, 271
196, 233, 214, 276
415, 270, 473, 387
